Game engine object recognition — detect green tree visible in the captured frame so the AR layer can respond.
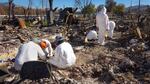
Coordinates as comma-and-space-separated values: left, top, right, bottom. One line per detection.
74, 0, 92, 11
113, 4, 125, 16
105, 0, 116, 12
82, 3, 96, 17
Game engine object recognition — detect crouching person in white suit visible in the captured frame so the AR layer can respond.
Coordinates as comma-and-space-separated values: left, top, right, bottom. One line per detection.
108, 21, 116, 39
14, 38, 53, 71
48, 36, 76, 69
85, 30, 98, 43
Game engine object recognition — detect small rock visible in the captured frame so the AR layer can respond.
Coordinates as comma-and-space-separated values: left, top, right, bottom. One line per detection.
4, 75, 15, 83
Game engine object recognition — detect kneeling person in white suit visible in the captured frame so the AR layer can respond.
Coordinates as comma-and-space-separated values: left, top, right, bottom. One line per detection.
48, 36, 76, 69
14, 39, 53, 71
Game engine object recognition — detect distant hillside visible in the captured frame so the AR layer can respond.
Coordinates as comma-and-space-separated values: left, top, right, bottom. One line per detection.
0, 2, 45, 15
126, 5, 150, 13
0, 2, 8, 6
0, 2, 8, 15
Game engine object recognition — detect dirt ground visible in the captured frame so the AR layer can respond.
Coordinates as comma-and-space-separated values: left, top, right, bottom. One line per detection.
0, 25, 150, 84
67, 31, 150, 84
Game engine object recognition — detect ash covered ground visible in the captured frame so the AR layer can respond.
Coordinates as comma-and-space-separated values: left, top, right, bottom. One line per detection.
0, 23, 150, 84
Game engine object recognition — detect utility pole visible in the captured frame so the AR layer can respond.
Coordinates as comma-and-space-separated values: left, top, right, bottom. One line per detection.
129, 0, 132, 13
138, 0, 141, 12
138, 0, 141, 23
40, 0, 44, 25
41, 0, 44, 18
49, 0, 54, 25
42, 0, 44, 9
27, 0, 32, 20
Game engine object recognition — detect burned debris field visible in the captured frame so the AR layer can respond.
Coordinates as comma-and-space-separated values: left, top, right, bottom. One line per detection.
0, 0, 150, 84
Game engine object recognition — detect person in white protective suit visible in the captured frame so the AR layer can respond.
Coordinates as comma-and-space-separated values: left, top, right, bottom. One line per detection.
14, 38, 53, 71
96, 6, 109, 45
48, 36, 76, 69
86, 30, 98, 40
85, 30, 98, 43
108, 21, 116, 38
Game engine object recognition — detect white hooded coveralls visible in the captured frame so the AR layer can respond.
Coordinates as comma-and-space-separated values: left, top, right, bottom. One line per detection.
96, 7, 109, 45
108, 21, 116, 38
14, 41, 47, 71
86, 30, 98, 40
48, 42, 76, 68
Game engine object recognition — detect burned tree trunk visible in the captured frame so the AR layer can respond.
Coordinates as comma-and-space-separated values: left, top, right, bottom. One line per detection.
26, 0, 32, 20
36, 8, 39, 17
23, 7, 27, 19
40, 0, 44, 24
8, 0, 14, 21
58, 7, 78, 26
47, 0, 54, 25
12, 3, 15, 19
46, 8, 50, 26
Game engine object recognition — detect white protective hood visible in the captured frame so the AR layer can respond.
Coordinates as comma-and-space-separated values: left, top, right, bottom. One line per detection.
48, 42, 76, 68
100, 6, 107, 14
14, 41, 46, 71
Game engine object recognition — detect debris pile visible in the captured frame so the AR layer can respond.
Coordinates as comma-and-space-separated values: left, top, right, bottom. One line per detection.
0, 25, 42, 55
0, 14, 150, 84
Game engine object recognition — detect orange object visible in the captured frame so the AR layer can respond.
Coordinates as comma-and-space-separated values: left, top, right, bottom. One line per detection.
18, 18, 26, 29
40, 41, 47, 49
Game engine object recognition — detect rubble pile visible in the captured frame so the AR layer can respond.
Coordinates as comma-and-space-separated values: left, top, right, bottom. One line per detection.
0, 16, 150, 83
67, 41, 150, 83
0, 25, 42, 55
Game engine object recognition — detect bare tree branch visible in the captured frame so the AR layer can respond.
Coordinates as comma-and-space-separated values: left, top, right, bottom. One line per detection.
74, 0, 92, 10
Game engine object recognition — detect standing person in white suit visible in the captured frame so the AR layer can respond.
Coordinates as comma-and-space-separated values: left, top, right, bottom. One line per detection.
108, 21, 116, 39
96, 6, 109, 45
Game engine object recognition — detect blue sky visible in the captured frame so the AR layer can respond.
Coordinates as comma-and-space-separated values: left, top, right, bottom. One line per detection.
0, 0, 150, 8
